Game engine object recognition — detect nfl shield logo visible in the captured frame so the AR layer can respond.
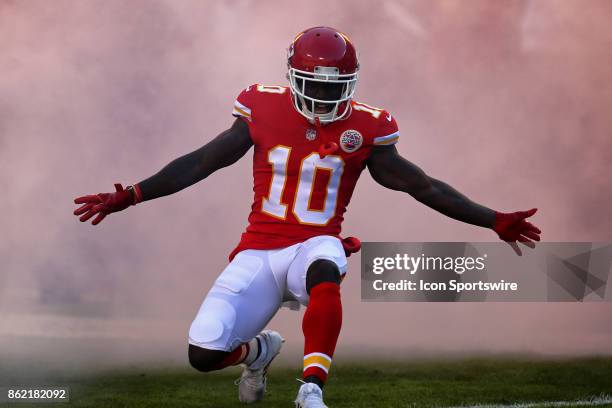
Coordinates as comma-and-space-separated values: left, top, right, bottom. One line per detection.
339, 129, 363, 153
305, 128, 317, 141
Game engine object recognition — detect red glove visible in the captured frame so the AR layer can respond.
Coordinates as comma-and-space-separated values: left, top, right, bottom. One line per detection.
493, 208, 541, 255
73, 183, 142, 225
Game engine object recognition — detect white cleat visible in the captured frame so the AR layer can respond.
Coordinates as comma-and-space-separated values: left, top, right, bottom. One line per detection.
237, 330, 284, 404
295, 382, 328, 408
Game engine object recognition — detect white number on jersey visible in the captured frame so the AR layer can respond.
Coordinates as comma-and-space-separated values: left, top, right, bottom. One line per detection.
262, 146, 344, 226
256, 85, 287, 94
352, 102, 383, 119
262, 146, 291, 220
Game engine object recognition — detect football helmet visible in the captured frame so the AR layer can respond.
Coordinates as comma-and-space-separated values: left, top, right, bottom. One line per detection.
287, 26, 359, 125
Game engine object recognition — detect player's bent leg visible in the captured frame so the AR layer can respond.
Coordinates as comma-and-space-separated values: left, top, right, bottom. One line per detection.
306, 259, 342, 292
302, 259, 342, 390
286, 236, 346, 406
188, 344, 228, 372
188, 342, 260, 373
287, 235, 347, 307
188, 250, 285, 403
295, 259, 340, 407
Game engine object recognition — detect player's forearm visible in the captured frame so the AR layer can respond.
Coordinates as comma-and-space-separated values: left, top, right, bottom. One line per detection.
138, 143, 243, 201
137, 121, 253, 202
413, 177, 496, 228
137, 147, 212, 201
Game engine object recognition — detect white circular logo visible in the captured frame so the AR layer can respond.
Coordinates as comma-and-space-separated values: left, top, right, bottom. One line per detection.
305, 128, 317, 141
339, 129, 363, 153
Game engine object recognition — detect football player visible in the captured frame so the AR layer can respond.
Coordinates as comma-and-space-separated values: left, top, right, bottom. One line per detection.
73, 26, 541, 408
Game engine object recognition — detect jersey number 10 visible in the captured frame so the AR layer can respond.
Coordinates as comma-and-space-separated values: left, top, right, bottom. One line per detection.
262, 146, 344, 226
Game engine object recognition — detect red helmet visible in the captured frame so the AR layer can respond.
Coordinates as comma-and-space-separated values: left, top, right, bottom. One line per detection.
287, 27, 359, 124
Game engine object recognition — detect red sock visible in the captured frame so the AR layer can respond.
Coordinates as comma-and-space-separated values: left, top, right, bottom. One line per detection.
302, 282, 342, 384
211, 343, 250, 370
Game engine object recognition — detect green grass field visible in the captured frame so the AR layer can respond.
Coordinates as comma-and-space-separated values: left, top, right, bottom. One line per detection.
5, 357, 612, 408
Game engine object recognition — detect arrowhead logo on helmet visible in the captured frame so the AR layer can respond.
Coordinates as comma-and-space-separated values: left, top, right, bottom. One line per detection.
287, 26, 359, 125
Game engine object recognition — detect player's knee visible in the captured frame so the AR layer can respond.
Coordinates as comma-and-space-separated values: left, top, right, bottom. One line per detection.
188, 344, 228, 372
306, 259, 341, 294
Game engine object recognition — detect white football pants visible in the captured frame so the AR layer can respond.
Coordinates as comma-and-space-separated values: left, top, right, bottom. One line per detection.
188, 235, 347, 351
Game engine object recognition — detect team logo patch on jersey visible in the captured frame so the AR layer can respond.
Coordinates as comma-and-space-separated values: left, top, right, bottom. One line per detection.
305, 128, 317, 141
339, 129, 363, 153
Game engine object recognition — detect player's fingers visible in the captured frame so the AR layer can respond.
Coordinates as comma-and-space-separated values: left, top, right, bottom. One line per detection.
518, 208, 538, 219
524, 221, 542, 234
73, 202, 94, 216
506, 241, 522, 256
91, 212, 107, 225
74, 195, 101, 205
521, 230, 541, 241
114, 183, 124, 192
91, 204, 108, 214
79, 208, 99, 222
518, 236, 536, 249
520, 240, 536, 249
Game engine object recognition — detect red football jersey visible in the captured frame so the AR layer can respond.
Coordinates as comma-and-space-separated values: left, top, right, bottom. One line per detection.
229, 84, 399, 260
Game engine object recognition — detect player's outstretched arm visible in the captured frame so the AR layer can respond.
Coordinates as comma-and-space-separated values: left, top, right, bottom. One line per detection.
367, 144, 541, 254
73, 118, 252, 225
136, 118, 252, 200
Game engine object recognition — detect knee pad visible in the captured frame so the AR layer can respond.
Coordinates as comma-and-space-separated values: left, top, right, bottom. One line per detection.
188, 296, 236, 350
188, 254, 265, 350
306, 259, 341, 293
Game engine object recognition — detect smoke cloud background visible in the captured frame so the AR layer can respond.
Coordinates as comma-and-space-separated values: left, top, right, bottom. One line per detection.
1, 0, 611, 371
